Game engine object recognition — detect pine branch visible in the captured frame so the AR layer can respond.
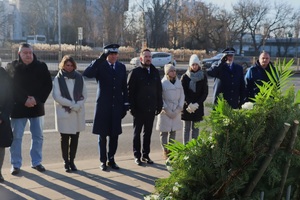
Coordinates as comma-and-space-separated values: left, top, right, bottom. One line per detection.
276, 120, 299, 200
243, 123, 291, 198
212, 145, 268, 198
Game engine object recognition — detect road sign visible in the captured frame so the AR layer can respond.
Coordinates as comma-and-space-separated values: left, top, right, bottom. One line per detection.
78, 27, 83, 40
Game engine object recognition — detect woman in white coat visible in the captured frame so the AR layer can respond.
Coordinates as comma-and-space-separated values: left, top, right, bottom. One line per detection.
53, 55, 87, 172
156, 64, 184, 159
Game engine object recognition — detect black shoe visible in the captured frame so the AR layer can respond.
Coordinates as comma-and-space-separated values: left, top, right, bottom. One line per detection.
142, 157, 154, 164
100, 163, 107, 171
135, 158, 142, 166
0, 173, 4, 182
32, 164, 46, 172
69, 162, 77, 171
108, 161, 120, 170
64, 163, 71, 172
11, 167, 20, 175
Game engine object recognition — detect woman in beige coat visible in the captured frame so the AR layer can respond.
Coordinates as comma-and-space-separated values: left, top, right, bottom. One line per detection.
156, 64, 185, 159
53, 55, 87, 172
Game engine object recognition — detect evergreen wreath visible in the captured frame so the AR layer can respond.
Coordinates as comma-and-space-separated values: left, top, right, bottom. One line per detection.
149, 59, 300, 200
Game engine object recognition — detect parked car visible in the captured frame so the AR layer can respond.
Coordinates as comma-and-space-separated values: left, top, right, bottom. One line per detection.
202, 53, 252, 72
130, 57, 140, 66
130, 52, 175, 68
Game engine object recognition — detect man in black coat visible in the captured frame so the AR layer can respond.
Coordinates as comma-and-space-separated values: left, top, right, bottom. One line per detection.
207, 47, 245, 109
83, 44, 129, 171
127, 48, 163, 165
0, 67, 13, 182
6, 43, 53, 175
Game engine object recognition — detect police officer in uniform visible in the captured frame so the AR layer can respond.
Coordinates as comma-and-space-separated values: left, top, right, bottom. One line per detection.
83, 44, 129, 171
207, 47, 245, 109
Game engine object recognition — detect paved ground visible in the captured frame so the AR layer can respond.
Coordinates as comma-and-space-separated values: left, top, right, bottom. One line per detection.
0, 152, 169, 200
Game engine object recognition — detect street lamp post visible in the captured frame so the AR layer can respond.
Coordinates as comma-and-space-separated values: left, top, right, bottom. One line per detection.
58, 0, 62, 61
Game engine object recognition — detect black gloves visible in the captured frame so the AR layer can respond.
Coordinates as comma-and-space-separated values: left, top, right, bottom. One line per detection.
221, 54, 227, 63
98, 52, 108, 63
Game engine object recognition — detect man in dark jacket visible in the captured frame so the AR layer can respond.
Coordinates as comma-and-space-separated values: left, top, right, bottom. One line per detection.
6, 43, 53, 175
127, 48, 163, 165
245, 51, 275, 101
0, 67, 13, 182
83, 44, 129, 171
207, 47, 245, 109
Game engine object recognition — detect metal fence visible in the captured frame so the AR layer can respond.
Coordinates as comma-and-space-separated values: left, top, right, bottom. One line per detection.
0, 48, 138, 63
0, 48, 299, 68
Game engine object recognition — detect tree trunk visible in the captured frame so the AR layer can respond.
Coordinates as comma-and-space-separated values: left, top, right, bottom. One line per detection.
276, 120, 299, 200
243, 122, 291, 198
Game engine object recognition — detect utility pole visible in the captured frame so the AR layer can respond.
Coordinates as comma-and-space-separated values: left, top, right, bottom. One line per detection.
58, 0, 62, 61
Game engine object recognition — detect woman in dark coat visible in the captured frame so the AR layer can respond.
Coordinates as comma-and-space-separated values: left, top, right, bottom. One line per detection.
181, 54, 208, 144
0, 67, 13, 182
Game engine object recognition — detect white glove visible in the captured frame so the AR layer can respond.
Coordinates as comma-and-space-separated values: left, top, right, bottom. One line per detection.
71, 103, 81, 112
186, 103, 196, 113
191, 103, 199, 110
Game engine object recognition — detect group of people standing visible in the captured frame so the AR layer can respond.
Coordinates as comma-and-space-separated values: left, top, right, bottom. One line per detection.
0, 43, 274, 182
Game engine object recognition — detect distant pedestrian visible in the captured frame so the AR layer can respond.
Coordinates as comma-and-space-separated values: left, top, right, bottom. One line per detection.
156, 64, 184, 159
127, 48, 163, 165
6, 43, 52, 175
181, 54, 208, 144
207, 47, 245, 109
0, 67, 13, 182
53, 55, 87, 172
245, 51, 275, 101
83, 44, 129, 171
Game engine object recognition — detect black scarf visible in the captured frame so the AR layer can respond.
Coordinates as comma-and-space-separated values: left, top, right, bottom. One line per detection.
57, 69, 84, 112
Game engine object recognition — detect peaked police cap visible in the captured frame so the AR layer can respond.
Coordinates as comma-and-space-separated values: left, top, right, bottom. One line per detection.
104, 44, 120, 54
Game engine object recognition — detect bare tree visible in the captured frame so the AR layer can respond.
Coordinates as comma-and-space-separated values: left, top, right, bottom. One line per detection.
143, 0, 172, 48
233, 0, 295, 52
205, 5, 230, 52
181, 2, 207, 49
97, 0, 127, 45
23, 0, 56, 41
168, 0, 181, 49
123, 3, 141, 49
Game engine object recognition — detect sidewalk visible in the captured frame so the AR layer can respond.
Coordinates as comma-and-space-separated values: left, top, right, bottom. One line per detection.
0, 152, 169, 200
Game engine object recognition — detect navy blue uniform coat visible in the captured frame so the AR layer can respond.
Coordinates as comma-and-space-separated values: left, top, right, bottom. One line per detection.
207, 61, 245, 109
83, 59, 128, 136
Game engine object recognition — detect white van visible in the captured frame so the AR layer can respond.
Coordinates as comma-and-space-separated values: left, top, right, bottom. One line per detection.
27, 35, 46, 44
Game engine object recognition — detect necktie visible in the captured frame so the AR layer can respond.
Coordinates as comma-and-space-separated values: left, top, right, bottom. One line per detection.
111, 64, 114, 70
228, 64, 232, 71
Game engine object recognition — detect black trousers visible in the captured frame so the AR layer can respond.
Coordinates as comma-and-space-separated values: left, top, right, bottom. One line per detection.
133, 112, 155, 159
98, 134, 119, 163
60, 132, 79, 163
